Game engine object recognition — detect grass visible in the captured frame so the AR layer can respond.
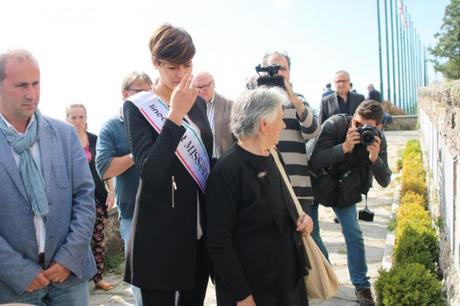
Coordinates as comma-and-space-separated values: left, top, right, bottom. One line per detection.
105, 253, 125, 274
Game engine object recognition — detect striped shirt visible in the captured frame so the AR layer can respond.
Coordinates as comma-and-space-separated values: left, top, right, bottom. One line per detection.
277, 98, 320, 203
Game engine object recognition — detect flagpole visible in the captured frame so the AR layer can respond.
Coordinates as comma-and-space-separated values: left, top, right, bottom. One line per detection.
395, 0, 401, 108
384, 0, 391, 102
390, 0, 397, 105
377, 0, 384, 100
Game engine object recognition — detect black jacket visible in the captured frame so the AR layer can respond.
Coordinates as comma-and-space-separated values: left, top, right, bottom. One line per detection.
87, 132, 107, 206
123, 96, 213, 290
319, 91, 365, 124
310, 115, 392, 204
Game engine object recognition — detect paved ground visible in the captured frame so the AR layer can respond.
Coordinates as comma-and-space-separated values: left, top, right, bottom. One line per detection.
89, 130, 418, 306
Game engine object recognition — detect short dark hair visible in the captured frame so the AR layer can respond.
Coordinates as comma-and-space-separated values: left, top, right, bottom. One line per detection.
262, 51, 291, 69
148, 24, 195, 65
355, 100, 384, 124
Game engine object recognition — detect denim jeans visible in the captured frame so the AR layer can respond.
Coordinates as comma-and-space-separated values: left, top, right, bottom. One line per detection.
302, 201, 330, 260
120, 217, 143, 306
308, 203, 370, 288
332, 204, 370, 288
5, 281, 89, 306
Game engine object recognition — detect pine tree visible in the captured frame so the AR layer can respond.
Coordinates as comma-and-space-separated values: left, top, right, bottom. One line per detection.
429, 0, 460, 80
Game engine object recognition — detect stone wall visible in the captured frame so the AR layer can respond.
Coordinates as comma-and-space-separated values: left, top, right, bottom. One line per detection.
384, 115, 418, 131
418, 80, 460, 306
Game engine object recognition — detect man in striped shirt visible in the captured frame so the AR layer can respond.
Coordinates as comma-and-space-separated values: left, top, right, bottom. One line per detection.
262, 51, 327, 255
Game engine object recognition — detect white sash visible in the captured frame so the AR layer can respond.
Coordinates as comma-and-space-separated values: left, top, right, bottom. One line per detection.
130, 91, 210, 192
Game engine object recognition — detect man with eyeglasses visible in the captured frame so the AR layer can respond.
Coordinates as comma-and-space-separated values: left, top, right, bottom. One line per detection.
310, 100, 391, 306
95, 71, 152, 306
319, 70, 365, 124
193, 71, 234, 160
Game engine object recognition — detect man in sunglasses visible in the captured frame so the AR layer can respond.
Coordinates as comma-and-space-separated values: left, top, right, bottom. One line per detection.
310, 100, 392, 306
193, 71, 234, 161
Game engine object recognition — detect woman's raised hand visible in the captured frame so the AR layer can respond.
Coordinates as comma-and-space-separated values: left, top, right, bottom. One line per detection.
168, 74, 198, 126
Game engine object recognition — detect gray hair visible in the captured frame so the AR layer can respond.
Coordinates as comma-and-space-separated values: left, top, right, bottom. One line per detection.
231, 87, 286, 138
0, 49, 39, 82
335, 70, 350, 80
121, 71, 153, 92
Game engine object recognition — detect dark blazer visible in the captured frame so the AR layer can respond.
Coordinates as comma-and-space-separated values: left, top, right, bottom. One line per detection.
212, 93, 234, 158
123, 94, 213, 291
87, 132, 107, 206
368, 89, 382, 102
319, 92, 365, 123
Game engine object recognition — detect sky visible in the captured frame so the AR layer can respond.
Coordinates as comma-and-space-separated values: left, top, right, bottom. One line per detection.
0, 0, 450, 132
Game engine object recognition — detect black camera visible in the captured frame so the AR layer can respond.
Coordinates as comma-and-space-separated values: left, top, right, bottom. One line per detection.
358, 208, 375, 222
255, 64, 285, 89
357, 125, 378, 146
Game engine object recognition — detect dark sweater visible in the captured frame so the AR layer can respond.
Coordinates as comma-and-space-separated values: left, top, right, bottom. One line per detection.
123, 95, 213, 290
206, 144, 305, 302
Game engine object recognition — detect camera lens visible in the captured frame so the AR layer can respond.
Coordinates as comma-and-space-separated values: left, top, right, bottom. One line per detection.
361, 131, 375, 146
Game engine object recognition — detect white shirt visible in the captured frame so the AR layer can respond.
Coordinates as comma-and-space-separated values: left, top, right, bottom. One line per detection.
0, 113, 46, 254
206, 95, 219, 158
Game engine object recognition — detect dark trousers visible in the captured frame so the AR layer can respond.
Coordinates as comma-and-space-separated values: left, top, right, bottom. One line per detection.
141, 239, 209, 306
216, 278, 308, 306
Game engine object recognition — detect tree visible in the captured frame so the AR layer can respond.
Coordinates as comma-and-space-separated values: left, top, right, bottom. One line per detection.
429, 0, 460, 80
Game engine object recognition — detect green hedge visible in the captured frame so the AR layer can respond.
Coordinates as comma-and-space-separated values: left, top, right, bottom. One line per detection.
376, 140, 444, 305
375, 263, 445, 306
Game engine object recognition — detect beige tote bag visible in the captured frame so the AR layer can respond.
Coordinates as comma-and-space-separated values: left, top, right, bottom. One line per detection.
270, 148, 340, 300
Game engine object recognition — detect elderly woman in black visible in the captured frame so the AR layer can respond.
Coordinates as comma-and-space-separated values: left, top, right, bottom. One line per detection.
206, 87, 313, 306
123, 24, 212, 305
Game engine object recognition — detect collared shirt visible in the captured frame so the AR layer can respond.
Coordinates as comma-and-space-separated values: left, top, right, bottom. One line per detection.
337, 92, 351, 115
205, 95, 219, 158
0, 113, 46, 254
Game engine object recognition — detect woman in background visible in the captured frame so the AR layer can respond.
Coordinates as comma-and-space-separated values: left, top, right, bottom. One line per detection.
66, 104, 114, 291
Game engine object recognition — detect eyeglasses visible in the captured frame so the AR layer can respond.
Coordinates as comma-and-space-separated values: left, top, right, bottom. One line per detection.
196, 81, 214, 91
335, 79, 349, 84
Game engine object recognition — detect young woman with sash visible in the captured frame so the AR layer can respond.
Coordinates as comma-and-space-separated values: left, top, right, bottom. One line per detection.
123, 24, 213, 306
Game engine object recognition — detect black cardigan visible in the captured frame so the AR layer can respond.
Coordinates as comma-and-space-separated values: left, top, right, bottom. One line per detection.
122, 96, 213, 290
87, 132, 107, 206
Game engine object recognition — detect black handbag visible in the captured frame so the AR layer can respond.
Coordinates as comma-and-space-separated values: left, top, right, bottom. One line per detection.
310, 167, 363, 208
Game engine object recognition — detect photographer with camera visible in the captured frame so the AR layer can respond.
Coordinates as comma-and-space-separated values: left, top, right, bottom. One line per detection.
259, 51, 326, 256
309, 100, 391, 306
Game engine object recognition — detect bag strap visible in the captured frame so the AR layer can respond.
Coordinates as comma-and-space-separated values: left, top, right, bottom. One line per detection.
269, 147, 304, 217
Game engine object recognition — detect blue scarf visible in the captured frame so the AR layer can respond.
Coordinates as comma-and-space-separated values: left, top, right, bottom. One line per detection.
0, 110, 48, 216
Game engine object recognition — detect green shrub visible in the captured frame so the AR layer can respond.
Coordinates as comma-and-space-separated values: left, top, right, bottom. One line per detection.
400, 191, 427, 208
402, 140, 421, 160
394, 225, 439, 273
396, 202, 431, 242
401, 154, 427, 196
375, 263, 445, 306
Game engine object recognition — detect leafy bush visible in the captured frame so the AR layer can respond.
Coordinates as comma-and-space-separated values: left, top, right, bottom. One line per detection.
402, 140, 421, 160
394, 225, 439, 273
400, 191, 427, 209
401, 153, 427, 196
396, 201, 431, 241
382, 101, 406, 115
375, 263, 445, 306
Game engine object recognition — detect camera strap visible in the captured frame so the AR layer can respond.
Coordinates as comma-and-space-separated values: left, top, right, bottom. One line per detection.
364, 194, 368, 210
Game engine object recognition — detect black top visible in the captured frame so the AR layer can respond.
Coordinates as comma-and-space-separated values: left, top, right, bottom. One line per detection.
123, 95, 213, 290
206, 144, 306, 302
87, 132, 107, 208
337, 93, 351, 114
310, 114, 392, 191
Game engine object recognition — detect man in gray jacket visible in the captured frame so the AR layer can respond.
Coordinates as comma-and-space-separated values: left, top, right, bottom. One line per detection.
0, 49, 96, 305
310, 100, 391, 306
